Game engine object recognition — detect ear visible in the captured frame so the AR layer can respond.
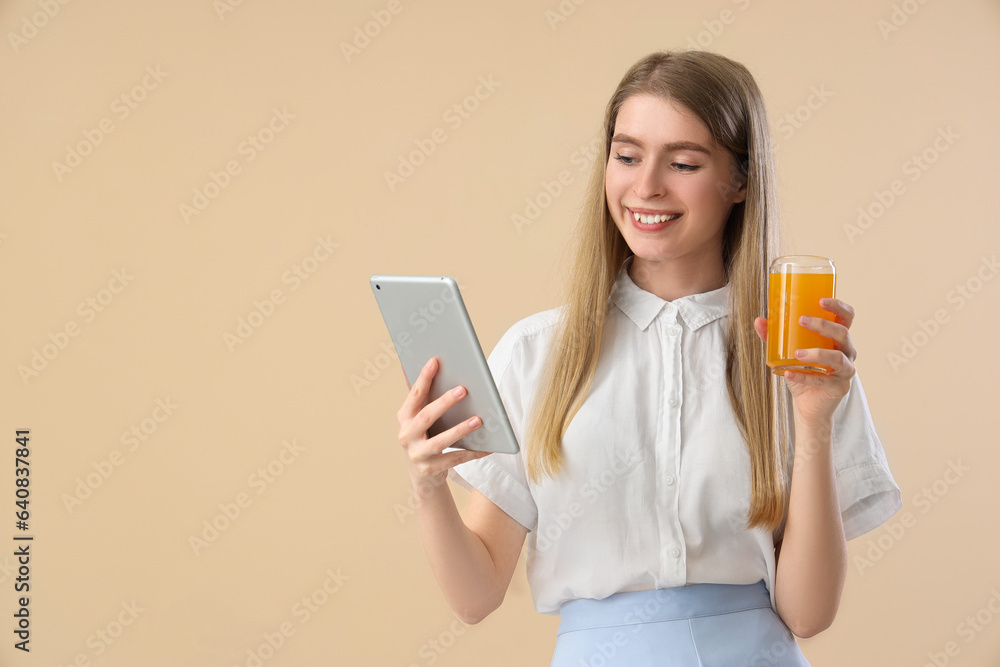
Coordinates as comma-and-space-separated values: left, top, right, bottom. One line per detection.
717, 174, 748, 204
732, 179, 747, 204
728, 155, 749, 204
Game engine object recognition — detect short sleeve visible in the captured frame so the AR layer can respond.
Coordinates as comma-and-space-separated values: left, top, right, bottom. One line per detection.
448, 322, 539, 533
787, 372, 902, 541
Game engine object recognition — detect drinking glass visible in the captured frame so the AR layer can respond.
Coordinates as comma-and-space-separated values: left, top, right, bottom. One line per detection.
766, 255, 837, 375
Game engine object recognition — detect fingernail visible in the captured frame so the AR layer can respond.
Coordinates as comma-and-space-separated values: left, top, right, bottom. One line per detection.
799, 315, 810, 325
795, 349, 805, 358
453, 386, 465, 397
469, 417, 481, 427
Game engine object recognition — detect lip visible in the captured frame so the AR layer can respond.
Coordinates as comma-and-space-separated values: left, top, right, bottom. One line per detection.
626, 207, 682, 232
627, 207, 682, 216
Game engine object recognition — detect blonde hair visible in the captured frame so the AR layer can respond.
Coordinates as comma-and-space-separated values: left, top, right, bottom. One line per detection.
525, 50, 790, 531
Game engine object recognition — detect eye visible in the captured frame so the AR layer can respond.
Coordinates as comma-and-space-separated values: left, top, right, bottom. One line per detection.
613, 152, 637, 166
673, 163, 699, 172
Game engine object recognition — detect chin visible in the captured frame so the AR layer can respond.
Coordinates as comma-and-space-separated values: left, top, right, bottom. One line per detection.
629, 243, 682, 262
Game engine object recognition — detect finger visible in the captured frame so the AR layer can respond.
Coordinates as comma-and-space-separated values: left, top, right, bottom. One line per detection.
798, 315, 858, 362
446, 448, 492, 467
784, 370, 835, 389
820, 297, 856, 329
784, 366, 853, 389
754, 316, 768, 342
423, 412, 485, 457
792, 347, 855, 378
408, 417, 489, 471
402, 386, 470, 452
397, 357, 438, 424
426, 448, 493, 479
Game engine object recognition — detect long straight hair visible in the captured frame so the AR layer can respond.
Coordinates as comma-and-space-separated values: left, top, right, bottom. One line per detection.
524, 50, 790, 531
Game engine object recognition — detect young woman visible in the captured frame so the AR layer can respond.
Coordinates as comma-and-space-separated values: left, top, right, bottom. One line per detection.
396, 50, 901, 665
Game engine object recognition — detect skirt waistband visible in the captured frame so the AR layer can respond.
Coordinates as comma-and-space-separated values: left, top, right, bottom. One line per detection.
557, 580, 772, 636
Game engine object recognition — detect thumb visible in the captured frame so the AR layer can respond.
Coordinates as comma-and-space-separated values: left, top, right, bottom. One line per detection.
753, 317, 768, 342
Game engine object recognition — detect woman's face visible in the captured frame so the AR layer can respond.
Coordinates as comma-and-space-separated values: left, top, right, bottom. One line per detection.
605, 94, 746, 270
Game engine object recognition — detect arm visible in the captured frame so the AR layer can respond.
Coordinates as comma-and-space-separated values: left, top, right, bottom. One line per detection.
754, 297, 860, 638
413, 482, 528, 624
773, 414, 847, 638
398, 356, 528, 624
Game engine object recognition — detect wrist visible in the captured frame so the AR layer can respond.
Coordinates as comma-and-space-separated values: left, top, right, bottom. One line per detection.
791, 412, 834, 465
791, 408, 834, 436
410, 470, 450, 503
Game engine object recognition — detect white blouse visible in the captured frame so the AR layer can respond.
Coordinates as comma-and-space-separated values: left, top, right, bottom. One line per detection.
449, 256, 902, 616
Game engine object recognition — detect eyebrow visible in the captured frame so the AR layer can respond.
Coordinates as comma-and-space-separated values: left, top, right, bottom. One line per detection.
610, 134, 712, 155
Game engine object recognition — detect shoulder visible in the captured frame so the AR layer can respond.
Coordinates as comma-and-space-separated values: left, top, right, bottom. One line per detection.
487, 306, 565, 379
499, 306, 564, 346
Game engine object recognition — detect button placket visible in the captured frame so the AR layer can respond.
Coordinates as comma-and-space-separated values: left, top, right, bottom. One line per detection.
657, 307, 686, 583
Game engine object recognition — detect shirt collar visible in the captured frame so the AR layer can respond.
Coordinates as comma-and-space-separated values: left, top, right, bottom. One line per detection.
610, 255, 730, 332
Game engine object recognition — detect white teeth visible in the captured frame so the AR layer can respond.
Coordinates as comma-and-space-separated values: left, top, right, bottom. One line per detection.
632, 211, 679, 224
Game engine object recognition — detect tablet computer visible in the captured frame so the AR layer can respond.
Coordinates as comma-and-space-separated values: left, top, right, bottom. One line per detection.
369, 275, 520, 455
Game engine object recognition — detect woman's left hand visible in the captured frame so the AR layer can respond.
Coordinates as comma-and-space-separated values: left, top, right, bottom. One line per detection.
754, 297, 858, 428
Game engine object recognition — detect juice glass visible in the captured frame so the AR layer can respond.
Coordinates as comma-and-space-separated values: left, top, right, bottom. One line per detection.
766, 255, 837, 375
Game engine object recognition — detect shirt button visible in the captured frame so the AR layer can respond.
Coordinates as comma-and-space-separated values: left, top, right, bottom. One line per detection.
665, 475, 675, 485
668, 397, 679, 408
664, 304, 676, 315
667, 325, 682, 336
670, 547, 681, 558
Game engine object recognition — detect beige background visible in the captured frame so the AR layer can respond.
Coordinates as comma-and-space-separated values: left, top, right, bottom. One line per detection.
2, 0, 999, 665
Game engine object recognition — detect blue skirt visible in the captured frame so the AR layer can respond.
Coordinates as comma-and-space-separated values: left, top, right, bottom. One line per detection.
551, 580, 810, 666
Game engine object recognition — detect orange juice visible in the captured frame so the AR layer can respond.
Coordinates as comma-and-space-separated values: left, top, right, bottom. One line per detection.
767, 269, 837, 375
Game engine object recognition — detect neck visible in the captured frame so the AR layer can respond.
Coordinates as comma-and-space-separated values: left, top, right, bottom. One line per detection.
627, 255, 727, 301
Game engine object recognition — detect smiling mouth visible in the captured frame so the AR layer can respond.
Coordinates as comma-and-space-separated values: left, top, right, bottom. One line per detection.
628, 208, 681, 224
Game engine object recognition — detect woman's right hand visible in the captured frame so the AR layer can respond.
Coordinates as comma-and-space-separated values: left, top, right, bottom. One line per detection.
396, 356, 492, 492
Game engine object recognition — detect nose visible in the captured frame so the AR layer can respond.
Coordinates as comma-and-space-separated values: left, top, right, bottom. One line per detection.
633, 162, 665, 200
